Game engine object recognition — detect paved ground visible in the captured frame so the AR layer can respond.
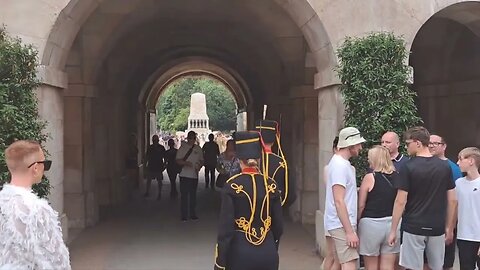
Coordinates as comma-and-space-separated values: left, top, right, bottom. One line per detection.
69, 173, 322, 270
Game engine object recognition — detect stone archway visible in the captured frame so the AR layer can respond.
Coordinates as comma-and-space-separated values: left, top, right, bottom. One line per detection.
410, 1, 480, 158
40, 0, 338, 250
138, 57, 252, 160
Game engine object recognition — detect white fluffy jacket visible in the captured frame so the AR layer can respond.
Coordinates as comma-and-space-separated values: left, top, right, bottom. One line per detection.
0, 184, 71, 270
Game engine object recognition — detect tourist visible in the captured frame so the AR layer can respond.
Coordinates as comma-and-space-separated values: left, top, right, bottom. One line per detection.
455, 147, 480, 270
381, 131, 408, 172
0, 140, 71, 269
322, 136, 341, 270
144, 134, 166, 199
325, 127, 366, 270
215, 139, 240, 188
428, 134, 463, 270
165, 138, 180, 198
176, 131, 203, 221
388, 126, 457, 270
358, 145, 400, 270
202, 133, 220, 189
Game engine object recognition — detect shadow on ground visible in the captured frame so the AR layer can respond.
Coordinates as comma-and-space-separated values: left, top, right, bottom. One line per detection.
69, 173, 322, 270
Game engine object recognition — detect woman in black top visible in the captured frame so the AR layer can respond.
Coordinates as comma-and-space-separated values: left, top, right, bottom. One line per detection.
214, 131, 283, 270
358, 145, 400, 270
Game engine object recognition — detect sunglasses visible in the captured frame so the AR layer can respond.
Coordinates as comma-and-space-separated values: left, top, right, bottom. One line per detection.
27, 160, 52, 171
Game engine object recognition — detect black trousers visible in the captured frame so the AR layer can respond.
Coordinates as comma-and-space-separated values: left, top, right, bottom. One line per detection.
458, 239, 480, 270
204, 165, 216, 188
167, 169, 178, 195
227, 234, 279, 270
180, 177, 198, 219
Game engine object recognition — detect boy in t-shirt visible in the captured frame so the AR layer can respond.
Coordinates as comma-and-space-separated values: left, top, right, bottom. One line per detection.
456, 147, 480, 270
388, 126, 457, 270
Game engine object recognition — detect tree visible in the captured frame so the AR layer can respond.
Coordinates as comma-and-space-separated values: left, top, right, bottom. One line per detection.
336, 32, 422, 184
156, 77, 237, 132
0, 27, 50, 197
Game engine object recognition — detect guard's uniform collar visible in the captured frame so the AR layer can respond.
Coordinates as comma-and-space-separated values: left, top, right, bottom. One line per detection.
242, 167, 258, 174
264, 146, 273, 153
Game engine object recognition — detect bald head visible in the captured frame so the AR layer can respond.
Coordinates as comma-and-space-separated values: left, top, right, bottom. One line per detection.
381, 131, 400, 157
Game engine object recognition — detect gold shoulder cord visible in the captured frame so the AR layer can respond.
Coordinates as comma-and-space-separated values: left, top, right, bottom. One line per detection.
276, 133, 288, 206
257, 125, 289, 206
232, 174, 276, 246
214, 244, 225, 270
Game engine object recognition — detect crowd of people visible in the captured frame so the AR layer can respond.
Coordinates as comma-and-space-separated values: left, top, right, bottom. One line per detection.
1, 123, 479, 270
139, 120, 294, 269
323, 126, 480, 270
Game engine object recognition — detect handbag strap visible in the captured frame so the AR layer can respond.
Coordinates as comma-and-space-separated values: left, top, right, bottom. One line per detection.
375, 172, 394, 188
182, 144, 195, 161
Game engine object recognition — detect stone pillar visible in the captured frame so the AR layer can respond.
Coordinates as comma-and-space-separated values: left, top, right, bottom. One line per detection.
149, 111, 156, 138
314, 71, 343, 256
36, 65, 68, 239
236, 111, 247, 131
63, 84, 99, 229
288, 86, 320, 224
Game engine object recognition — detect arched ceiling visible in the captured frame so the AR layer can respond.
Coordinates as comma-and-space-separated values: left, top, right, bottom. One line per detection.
63, 0, 317, 113
411, 1, 480, 85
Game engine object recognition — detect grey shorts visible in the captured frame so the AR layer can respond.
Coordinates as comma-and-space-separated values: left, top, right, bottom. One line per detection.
358, 217, 400, 256
400, 231, 445, 270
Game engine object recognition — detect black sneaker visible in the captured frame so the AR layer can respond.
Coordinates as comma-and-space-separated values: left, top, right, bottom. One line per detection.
190, 216, 199, 221
181, 218, 188, 222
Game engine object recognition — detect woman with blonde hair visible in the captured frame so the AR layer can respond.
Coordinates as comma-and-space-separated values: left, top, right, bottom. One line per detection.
358, 145, 400, 270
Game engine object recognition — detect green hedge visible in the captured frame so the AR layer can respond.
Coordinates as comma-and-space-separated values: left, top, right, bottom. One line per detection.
0, 27, 50, 197
336, 32, 422, 184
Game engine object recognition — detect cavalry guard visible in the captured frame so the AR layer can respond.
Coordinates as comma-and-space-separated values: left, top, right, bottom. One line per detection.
214, 131, 283, 270
256, 120, 296, 207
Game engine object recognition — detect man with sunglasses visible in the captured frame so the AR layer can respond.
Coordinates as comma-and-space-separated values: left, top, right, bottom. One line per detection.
428, 134, 462, 270
0, 140, 71, 269
388, 127, 457, 270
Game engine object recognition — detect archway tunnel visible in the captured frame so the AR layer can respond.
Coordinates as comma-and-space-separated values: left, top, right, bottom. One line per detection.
50, 0, 332, 234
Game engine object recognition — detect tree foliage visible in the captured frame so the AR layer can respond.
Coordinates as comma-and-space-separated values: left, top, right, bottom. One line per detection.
157, 77, 237, 132
336, 32, 422, 183
0, 27, 50, 197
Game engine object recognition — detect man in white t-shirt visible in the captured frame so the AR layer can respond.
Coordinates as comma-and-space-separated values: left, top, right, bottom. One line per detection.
176, 131, 204, 221
325, 127, 366, 270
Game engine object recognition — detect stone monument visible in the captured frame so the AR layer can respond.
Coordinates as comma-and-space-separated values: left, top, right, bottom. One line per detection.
187, 93, 211, 144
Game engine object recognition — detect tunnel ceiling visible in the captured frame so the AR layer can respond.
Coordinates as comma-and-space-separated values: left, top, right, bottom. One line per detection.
70, 0, 311, 109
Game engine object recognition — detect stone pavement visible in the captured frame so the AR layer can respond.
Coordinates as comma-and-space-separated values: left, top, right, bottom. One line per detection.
68, 175, 322, 270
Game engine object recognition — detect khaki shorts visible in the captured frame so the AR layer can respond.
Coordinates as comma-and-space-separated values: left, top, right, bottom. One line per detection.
328, 227, 359, 264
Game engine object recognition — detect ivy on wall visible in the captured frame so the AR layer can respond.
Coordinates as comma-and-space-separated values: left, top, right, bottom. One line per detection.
0, 27, 50, 197
336, 32, 422, 183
